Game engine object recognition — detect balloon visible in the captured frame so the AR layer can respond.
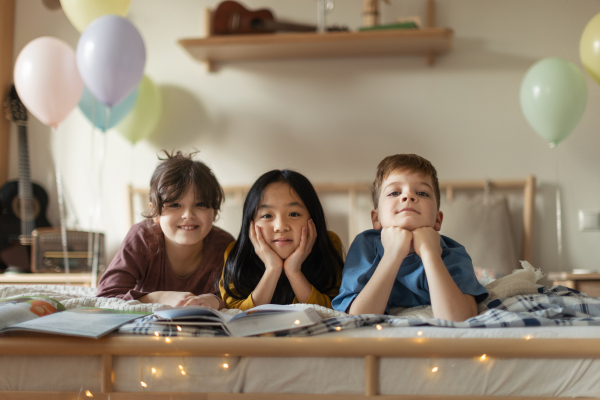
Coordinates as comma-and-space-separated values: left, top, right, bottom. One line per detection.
519, 58, 588, 146
116, 75, 162, 144
76, 15, 145, 107
79, 86, 138, 131
14, 37, 83, 128
60, 0, 131, 32
580, 13, 600, 86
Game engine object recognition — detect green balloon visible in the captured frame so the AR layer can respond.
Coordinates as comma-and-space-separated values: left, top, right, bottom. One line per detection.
116, 75, 162, 144
519, 58, 588, 146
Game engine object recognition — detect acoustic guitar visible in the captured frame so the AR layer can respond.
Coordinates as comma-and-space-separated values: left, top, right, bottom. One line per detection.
212, 0, 319, 35
0, 85, 51, 273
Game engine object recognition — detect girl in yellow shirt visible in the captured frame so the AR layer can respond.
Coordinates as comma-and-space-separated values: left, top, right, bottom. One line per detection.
219, 169, 344, 310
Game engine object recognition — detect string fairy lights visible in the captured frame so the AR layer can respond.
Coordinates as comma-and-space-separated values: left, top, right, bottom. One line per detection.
85, 390, 93, 397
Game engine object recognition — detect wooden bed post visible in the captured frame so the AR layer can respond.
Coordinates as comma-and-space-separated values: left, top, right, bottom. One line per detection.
101, 353, 113, 393
522, 175, 536, 262
365, 355, 379, 396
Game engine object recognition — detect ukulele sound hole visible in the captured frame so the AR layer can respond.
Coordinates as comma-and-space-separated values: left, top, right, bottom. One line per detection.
11, 197, 40, 222
250, 18, 265, 29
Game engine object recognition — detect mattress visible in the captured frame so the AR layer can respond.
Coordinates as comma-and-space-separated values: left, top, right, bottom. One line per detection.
2, 325, 600, 397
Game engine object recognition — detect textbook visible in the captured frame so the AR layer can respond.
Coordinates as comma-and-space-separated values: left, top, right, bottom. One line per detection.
0, 296, 149, 339
153, 304, 322, 337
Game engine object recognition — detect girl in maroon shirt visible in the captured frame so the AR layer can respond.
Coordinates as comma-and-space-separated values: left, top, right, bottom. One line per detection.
96, 151, 234, 309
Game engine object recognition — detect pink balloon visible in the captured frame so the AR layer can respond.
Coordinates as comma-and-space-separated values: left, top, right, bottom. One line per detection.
14, 37, 84, 127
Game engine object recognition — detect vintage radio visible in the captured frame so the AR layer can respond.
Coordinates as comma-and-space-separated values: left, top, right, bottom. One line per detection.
31, 228, 106, 273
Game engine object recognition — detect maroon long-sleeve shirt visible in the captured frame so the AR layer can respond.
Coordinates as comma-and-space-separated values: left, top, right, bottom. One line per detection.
96, 221, 235, 301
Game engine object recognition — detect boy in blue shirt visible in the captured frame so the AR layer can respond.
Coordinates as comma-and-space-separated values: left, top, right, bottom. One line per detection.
332, 154, 488, 321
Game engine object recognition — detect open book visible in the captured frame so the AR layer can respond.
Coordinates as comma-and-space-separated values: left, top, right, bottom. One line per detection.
153, 304, 322, 337
0, 296, 149, 339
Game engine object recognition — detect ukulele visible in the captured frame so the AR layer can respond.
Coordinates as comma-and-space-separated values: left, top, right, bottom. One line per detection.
212, 1, 319, 35
0, 85, 51, 273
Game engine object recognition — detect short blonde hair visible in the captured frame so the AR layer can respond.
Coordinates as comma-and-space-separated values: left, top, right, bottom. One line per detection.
372, 154, 440, 210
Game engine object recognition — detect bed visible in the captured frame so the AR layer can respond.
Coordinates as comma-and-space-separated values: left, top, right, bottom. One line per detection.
3, 175, 600, 399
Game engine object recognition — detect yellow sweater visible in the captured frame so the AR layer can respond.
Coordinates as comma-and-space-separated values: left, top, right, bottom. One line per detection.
219, 231, 344, 310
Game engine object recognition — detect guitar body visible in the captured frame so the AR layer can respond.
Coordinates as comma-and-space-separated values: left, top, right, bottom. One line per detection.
212, 1, 317, 35
0, 180, 51, 272
213, 1, 276, 34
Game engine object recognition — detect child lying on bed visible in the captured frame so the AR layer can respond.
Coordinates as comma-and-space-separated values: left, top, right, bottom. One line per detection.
219, 169, 344, 310
96, 151, 234, 309
332, 154, 488, 321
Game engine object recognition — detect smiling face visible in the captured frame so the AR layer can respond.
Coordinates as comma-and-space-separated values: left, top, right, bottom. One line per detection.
371, 169, 443, 231
254, 182, 311, 260
153, 185, 216, 248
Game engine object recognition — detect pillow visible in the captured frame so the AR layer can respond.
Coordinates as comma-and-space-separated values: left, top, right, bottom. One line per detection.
440, 194, 519, 276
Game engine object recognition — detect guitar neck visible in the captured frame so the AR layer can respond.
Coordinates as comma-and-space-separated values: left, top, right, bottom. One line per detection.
267, 20, 316, 32
17, 123, 35, 240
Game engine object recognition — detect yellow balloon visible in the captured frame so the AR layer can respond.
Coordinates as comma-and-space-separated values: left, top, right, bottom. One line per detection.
580, 12, 600, 85
116, 75, 162, 144
60, 0, 131, 32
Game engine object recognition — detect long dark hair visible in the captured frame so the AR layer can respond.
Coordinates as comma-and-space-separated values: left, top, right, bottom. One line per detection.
223, 170, 343, 304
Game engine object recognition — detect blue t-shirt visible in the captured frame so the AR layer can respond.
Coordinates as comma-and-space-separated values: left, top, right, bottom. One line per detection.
331, 229, 489, 314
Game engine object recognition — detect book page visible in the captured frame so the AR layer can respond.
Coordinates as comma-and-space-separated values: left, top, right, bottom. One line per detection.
154, 305, 233, 323
7, 307, 149, 339
0, 297, 64, 330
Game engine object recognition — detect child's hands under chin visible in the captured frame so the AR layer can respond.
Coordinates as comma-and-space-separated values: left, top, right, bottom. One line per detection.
381, 226, 413, 263
283, 219, 317, 274
411, 227, 442, 259
249, 221, 283, 271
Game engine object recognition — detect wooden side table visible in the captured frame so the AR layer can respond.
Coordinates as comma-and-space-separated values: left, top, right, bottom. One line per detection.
0, 273, 94, 287
547, 272, 600, 297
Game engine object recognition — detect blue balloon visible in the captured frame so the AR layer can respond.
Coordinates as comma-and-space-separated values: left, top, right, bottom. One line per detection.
79, 86, 138, 131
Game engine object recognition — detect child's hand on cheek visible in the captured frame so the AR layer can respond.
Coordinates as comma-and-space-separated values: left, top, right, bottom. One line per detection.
249, 221, 283, 271
283, 219, 317, 274
381, 226, 413, 263
411, 227, 442, 259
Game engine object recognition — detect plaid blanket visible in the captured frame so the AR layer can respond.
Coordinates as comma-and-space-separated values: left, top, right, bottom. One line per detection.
118, 286, 600, 338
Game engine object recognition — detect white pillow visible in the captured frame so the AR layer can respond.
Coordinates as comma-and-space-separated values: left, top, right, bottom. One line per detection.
440, 194, 519, 276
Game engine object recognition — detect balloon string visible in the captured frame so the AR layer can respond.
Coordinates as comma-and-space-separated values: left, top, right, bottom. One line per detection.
88, 101, 97, 275
554, 145, 563, 271
51, 126, 70, 285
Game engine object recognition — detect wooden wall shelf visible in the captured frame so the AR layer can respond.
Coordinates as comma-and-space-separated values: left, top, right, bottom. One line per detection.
179, 28, 454, 72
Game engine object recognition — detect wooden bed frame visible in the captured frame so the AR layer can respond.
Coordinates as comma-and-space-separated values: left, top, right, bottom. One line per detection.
1, 334, 599, 399
2, 175, 577, 400
128, 175, 536, 262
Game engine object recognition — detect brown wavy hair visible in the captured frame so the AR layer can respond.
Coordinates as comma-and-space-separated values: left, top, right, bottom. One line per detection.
144, 150, 224, 219
372, 154, 440, 210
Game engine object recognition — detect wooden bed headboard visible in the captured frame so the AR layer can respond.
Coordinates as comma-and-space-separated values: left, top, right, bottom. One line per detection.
128, 175, 535, 262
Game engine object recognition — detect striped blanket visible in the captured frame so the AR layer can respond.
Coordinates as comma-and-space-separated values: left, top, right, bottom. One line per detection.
119, 285, 600, 337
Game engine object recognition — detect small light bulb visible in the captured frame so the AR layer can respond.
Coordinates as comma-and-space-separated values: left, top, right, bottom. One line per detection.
480, 354, 486, 361
140, 381, 147, 388
179, 365, 184, 370
417, 331, 423, 336
223, 363, 229, 369
376, 325, 382, 330
177, 326, 182, 332
181, 370, 186, 375
294, 319, 301, 325
154, 331, 159, 337
525, 335, 532, 340
335, 326, 342, 331
151, 368, 156, 374
85, 390, 93, 397
165, 337, 171, 343
432, 367, 438, 372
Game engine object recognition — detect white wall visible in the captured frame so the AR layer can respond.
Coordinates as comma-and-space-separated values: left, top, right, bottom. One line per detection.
9, 0, 600, 274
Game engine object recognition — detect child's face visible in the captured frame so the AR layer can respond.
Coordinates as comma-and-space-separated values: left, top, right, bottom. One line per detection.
371, 169, 443, 232
153, 185, 216, 248
254, 182, 311, 260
